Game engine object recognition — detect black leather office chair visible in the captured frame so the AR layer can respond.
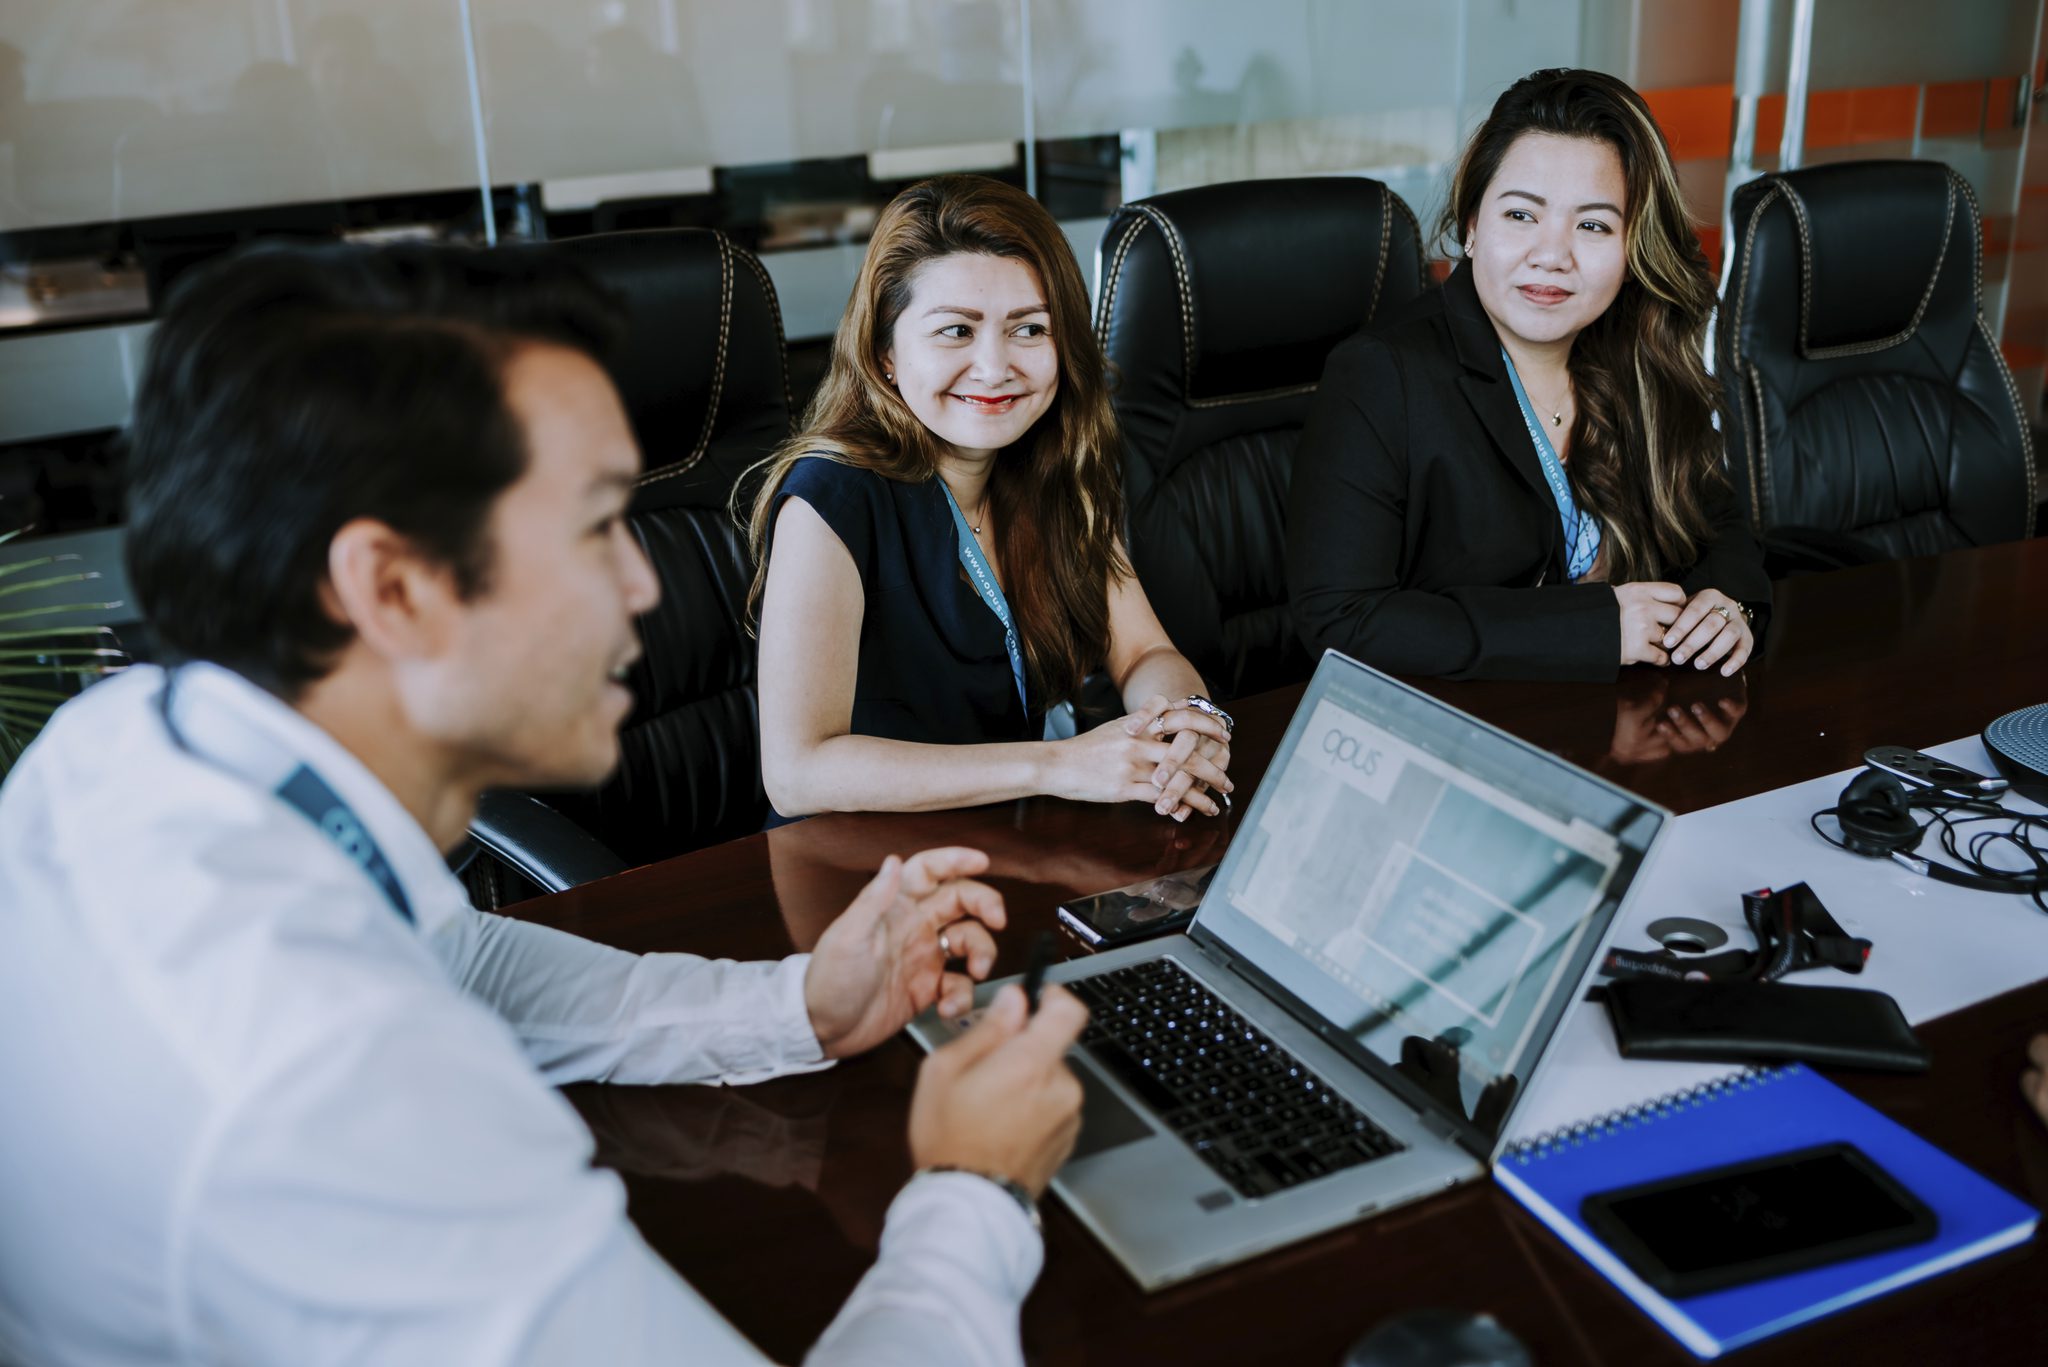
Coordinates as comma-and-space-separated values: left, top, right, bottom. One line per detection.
463, 228, 790, 905
1718, 161, 2037, 574
1095, 177, 1429, 701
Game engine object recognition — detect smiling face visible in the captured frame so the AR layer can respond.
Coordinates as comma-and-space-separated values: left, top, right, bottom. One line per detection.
407, 342, 660, 789
883, 252, 1059, 461
1466, 131, 1630, 354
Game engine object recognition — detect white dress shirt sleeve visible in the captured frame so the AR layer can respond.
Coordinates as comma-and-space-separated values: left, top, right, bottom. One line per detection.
807, 1172, 1044, 1367
432, 906, 829, 1087
181, 953, 1041, 1367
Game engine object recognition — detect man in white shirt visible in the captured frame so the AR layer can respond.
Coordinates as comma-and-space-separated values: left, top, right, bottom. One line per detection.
0, 243, 1087, 1366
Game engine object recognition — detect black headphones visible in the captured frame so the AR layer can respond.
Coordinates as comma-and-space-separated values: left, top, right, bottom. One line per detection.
1815, 769, 2048, 895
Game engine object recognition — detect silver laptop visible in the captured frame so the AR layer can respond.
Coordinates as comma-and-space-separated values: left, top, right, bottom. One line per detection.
909, 651, 1669, 1290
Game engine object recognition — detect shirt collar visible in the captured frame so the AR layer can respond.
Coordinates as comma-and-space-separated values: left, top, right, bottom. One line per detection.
162, 661, 471, 940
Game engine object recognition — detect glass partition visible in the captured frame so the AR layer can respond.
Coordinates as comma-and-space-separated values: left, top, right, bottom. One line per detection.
0, 0, 2041, 522
0, 0, 487, 542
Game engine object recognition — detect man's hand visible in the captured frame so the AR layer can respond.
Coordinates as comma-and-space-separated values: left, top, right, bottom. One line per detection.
804, 847, 1005, 1060
2024, 1033, 2048, 1129
909, 984, 1089, 1198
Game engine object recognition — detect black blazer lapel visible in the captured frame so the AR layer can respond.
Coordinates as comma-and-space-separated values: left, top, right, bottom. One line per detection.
1443, 261, 1567, 580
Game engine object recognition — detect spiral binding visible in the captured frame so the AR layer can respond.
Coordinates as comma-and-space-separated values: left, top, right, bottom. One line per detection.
1501, 1065, 1792, 1164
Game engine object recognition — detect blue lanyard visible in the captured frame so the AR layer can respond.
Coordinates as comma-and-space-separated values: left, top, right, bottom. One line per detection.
1501, 348, 1602, 581
157, 673, 416, 926
272, 765, 416, 925
938, 482, 1028, 713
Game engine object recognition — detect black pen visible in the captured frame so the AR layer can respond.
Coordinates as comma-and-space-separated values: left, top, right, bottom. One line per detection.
1022, 931, 1058, 1014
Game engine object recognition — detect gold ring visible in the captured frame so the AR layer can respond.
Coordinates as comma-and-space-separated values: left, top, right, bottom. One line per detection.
1711, 604, 1733, 623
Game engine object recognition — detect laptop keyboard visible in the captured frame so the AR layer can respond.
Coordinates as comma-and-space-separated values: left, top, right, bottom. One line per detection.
1068, 958, 1404, 1200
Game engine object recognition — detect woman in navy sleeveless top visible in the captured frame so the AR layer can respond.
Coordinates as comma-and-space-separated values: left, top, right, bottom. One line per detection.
747, 176, 1233, 822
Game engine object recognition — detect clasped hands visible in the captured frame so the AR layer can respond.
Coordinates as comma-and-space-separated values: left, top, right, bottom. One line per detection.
1614, 582, 1754, 675
1050, 693, 1234, 821
801, 846, 1089, 1197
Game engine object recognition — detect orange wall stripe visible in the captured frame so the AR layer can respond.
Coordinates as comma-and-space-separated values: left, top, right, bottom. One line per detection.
1642, 84, 1736, 161
1920, 81, 1986, 140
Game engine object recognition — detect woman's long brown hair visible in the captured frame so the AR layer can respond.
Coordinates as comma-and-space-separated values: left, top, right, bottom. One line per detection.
743, 174, 1130, 706
1438, 68, 1725, 583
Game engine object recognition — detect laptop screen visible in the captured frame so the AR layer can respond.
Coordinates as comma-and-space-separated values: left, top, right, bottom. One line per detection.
1195, 653, 1665, 1147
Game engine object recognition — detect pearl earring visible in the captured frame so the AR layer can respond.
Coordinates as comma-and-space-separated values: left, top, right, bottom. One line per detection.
884, 370, 895, 383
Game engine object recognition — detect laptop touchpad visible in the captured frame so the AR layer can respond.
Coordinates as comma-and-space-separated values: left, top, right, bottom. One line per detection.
1069, 1056, 1157, 1161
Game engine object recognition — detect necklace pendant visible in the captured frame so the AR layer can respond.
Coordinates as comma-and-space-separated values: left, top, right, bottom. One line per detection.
1550, 412, 1563, 427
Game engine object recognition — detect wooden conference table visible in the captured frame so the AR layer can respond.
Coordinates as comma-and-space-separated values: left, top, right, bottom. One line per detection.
513, 537, 2048, 1365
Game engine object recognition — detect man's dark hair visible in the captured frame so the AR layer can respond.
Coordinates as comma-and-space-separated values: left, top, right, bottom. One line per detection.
125, 241, 624, 695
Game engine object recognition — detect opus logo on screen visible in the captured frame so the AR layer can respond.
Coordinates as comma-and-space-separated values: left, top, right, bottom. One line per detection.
1307, 709, 1404, 803
1322, 729, 1384, 775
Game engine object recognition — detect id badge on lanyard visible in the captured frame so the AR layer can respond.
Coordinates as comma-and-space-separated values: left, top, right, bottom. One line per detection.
1501, 347, 1601, 581
939, 482, 1029, 714
156, 671, 415, 926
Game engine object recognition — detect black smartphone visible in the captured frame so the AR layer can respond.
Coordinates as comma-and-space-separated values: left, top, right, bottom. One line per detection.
1580, 1142, 1937, 1298
1055, 864, 1216, 949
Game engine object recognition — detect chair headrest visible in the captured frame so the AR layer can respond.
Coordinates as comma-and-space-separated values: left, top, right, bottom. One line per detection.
550, 229, 790, 498
1729, 160, 1975, 360
1096, 177, 1427, 405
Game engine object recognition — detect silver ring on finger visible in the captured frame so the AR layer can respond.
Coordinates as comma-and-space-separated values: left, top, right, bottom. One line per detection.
1220, 790, 1233, 815
937, 930, 954, 961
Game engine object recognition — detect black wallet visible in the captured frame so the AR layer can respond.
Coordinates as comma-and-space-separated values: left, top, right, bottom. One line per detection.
1595, 978, 1930, 1073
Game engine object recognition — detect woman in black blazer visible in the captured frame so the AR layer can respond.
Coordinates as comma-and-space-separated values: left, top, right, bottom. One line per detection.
1288, 69, 1769, 682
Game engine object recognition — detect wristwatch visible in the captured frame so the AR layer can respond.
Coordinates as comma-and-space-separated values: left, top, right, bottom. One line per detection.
920, 1165, 1042, 1233
1178, 694, 1235, 735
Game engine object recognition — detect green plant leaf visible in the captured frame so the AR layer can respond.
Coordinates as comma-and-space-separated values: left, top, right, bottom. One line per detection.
0, 572, 99, 599
0, 602, 120, 623
0, 623, 122, 643
0, 555, 75, 580
0, 533, 130, 784
0, 683, 75, 702
0, 625, 117, 641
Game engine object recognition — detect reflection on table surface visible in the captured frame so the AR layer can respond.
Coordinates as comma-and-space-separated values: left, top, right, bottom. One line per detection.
519, 539, 2048, 1366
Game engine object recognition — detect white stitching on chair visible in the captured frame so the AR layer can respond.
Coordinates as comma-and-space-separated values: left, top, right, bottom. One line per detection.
1127, 203, 1197, 393
1371, 191, 1390, 318
1093, 217, 1146, 352
1390, 193, 1426, 295
733, 243, 792, 418
1105, 187, 1417, 413
1790, 175, 1954, 360
1957, 172, 1984, 307
1728, 186, 1781, 531
1728, 183, 1780, 377
1745, 364, 1773, 530
638, 233, 734, 489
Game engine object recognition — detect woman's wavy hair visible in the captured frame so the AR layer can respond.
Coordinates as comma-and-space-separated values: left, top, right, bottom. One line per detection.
744, 174, 1129, 705
1439, 68, 1725, 583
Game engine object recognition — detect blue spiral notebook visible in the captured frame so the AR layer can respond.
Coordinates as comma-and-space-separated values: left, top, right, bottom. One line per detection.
1495, 1064, 2037, 1358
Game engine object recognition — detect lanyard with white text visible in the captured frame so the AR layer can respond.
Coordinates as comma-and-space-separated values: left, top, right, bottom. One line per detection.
156, 673, 416, 926
938, 481, 1028, 714
272, 765, 416, 925
1501, 347, 1602, 581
